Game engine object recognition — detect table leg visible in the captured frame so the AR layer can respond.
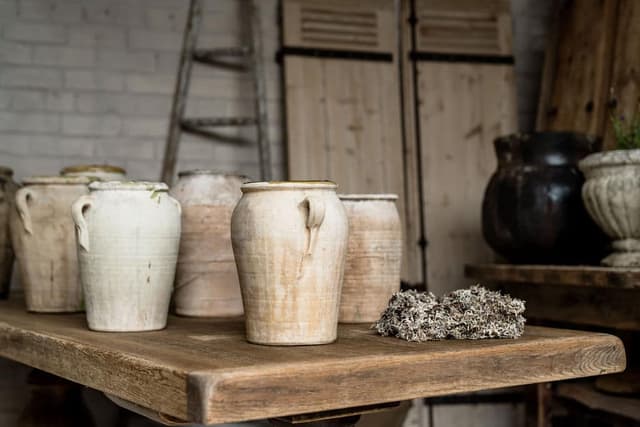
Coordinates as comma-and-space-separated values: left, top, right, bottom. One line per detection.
270, 415, 361, 426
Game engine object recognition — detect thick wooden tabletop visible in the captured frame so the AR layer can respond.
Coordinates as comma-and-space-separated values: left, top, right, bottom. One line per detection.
465, 263, 640, 288
0, 299, 626, 424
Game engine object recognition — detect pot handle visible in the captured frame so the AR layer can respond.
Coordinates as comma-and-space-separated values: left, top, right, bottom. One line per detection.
302, 196, 325, 256
15, 188, 34, 234
72, 195, 94, 252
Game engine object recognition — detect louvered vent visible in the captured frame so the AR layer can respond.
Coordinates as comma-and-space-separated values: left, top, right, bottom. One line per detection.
299, 6, 379, 48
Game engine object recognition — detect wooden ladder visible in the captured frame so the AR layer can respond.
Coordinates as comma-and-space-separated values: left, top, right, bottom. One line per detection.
161, 0, 271, 185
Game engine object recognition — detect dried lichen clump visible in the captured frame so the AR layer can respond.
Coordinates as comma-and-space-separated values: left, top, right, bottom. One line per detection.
374, 285, 526, 342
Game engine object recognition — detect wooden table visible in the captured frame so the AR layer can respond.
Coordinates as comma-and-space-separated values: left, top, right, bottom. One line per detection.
465, 264, 640, 330
0, 299, 626, 425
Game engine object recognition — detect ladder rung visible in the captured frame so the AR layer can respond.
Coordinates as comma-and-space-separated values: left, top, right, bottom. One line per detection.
193, 47, 250, 60
181, 117, 257, 128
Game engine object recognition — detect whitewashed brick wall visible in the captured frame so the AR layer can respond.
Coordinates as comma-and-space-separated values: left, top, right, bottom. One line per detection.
0, 0, 283, 182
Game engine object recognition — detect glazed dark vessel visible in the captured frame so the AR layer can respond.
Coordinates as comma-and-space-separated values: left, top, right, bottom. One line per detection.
482, 132, 607, 264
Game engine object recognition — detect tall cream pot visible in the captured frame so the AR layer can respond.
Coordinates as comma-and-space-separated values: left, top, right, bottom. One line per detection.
10, 176, 90, 312
338, 194, 402, 323
170, 170, 245, 317
231, 181, 349, 345
0, 167, 18, 299
72, 182, 181, 332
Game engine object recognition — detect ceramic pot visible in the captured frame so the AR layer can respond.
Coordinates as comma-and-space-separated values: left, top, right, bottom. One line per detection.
231, 181, 349, 345
61, 164, 126, 181
0, 167, 18, 299
338, 194, 402, 323
482, 132, 607, 264
170, 170, 245, 317
579, 149, 640, 266
72, 181, 181, 332
10, 176, 89, 312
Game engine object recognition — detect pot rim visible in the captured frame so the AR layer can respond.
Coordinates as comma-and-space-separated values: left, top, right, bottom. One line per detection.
89, 181, 168, 192
23, 176, 91, 185
339, 193, 398, 201
60, 164, 126, 175
177, 169, 249, 179
242, 180, 337, 192
579, 149, 640, 170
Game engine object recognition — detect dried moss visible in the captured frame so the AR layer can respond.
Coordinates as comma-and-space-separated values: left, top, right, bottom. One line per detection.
374, 285, 526, 342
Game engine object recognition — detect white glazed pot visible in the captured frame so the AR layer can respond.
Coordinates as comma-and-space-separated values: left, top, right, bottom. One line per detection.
72, 181, 181, 332
0, 167, 18, 299
580, 149, 640, 266
339, 194, 402, 323
61, 164, 126, 181
170, 170, 246, 317
231, 181, 349, 345
10, 176, 90, 312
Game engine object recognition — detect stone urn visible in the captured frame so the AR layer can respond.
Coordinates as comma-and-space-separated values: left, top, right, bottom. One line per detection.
170, 170, 246, 317
579, 150, 640, 266
231, 181, 348, 345
482, 132, 607, 264
72, 181, 181, 331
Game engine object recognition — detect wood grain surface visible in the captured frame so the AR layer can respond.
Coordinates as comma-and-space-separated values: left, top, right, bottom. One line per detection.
465, 263, 640, 288
0, 299, 626, 424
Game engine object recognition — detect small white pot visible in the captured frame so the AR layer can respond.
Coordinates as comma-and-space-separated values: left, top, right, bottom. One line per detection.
60, 164, 127, 181
170, 170, 246, 317
339, 194, 402, 323
72, 181, 181, 332
231, 181, 349, 345
580, 149, 640, 266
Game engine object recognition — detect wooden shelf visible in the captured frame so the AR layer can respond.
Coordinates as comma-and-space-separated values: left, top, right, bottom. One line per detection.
465, 263, 640, 330
465, 264, 640, 288
0, 299, 626, 425
556, 382, 640, 422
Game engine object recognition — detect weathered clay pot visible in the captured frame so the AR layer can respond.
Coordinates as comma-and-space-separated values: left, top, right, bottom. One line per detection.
72, 181, 181, 332
338, 194, 402, 323
170, 170, 245, 317
61, 164, 126, 181
0, 167, 18, 299
579, 149, 640, 266
231, 181, 349, 345
11, 176, 90, 312
482, 132, 607, 264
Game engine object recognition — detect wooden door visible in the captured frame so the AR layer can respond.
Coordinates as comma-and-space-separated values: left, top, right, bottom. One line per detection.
283, 0, 422, 284
408, 0, 518, 295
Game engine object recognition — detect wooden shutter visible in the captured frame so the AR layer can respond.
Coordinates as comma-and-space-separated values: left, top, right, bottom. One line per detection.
283, 0, 421, 283
407, 0, 518, 295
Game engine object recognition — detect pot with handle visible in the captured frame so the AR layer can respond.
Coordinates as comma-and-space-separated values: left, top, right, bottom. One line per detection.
72, 181, 181, 332
231, 181, 349, 345
10, 176, 90, 312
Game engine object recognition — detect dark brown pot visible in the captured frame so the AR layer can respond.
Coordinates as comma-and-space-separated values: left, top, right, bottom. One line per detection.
0, 167, 17, 299
482, 132, 608, 264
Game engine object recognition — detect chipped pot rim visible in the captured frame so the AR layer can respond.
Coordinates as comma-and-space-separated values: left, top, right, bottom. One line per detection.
23, 176, 92, 185
89, 181, 168, 192
579, 149, 640, 171
60, 164, 127, 175
241, 180, 337, 192
339, 194, 398, 201
177, 169, 250, 179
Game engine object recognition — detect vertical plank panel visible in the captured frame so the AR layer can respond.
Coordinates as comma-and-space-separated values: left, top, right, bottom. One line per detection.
535, 0, 619, 139
284, 0, 418, 282
414, 0, 517, 295
603, 0, 640, 149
